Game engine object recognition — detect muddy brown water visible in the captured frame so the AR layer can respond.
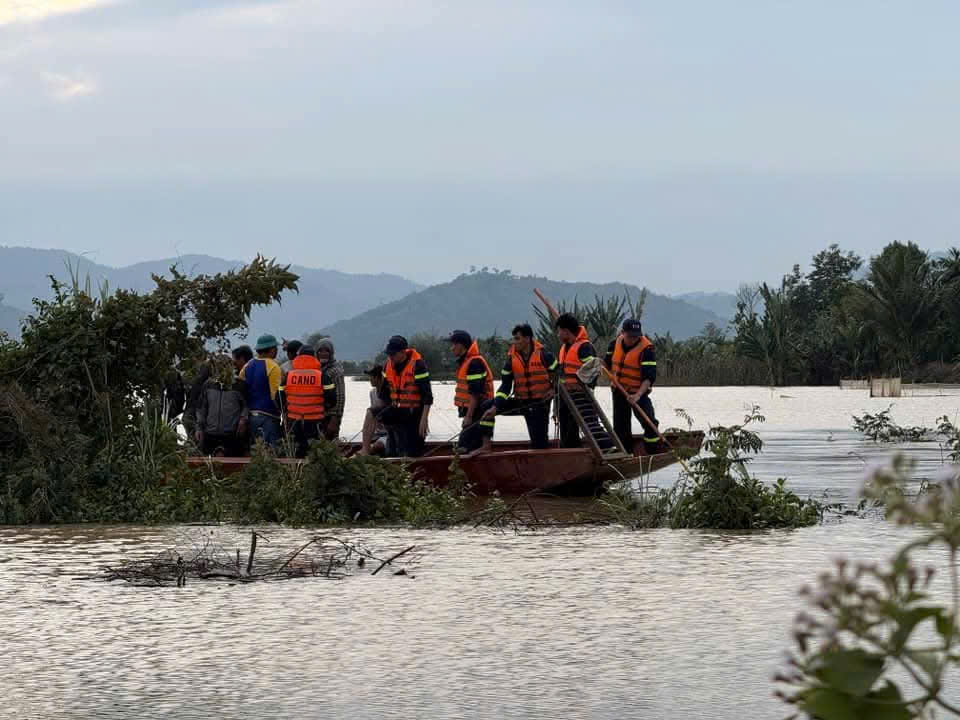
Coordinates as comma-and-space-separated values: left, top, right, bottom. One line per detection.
3, 385, 960, 719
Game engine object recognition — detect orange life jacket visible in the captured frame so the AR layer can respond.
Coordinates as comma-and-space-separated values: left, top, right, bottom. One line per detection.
285, 355, 326, 421
384, 348, 425, 409
508, 341, 552, 400
611, 334, 654, 393
454, 341, 494, 408
558, 326, 591, 387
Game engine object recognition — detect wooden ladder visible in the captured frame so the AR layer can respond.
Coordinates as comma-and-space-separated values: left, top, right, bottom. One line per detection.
557, 381, 631, 461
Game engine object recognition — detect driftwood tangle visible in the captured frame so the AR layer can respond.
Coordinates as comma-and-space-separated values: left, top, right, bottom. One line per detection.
101, 531, 417, 586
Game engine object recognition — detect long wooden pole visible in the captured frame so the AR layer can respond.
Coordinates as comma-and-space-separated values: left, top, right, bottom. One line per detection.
601, 365, 694, 476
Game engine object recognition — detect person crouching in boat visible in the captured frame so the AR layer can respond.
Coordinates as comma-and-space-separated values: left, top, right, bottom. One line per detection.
604, 318, 660, 454
278, 345, 337, 458
448, 330, 495, 454
358, 365, 392, 456
480, 323, 557, 449
379, 335, 432, 457
555, 312, 603, 448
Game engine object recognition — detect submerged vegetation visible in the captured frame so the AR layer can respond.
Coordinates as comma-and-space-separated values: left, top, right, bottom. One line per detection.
596, 407, 820, 530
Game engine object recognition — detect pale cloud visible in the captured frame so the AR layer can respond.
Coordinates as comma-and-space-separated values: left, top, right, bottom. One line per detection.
41, 69, 97, 100
0, 0, 118, 26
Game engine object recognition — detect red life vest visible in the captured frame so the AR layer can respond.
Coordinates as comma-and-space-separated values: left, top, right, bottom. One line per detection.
558, 326, 591, 387
285, 355, 326, 421
454, 341, 494, 408
611, 334, 654, 393
508, 341, 552, 400
384, 348, 424, 409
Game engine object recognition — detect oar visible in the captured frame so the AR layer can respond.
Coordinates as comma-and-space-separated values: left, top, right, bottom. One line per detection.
601, 365, 694, 476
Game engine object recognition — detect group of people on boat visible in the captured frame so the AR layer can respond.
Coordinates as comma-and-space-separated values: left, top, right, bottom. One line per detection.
182, 313, 660, 459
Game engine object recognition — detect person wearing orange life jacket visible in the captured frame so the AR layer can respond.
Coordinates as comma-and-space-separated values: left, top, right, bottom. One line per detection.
604, 318, 660, 454
555, 312, 607, 449
277, 345, 337, 458
481, 323, 557, 449
448, 330, 495, 454
378, 335, 433, 457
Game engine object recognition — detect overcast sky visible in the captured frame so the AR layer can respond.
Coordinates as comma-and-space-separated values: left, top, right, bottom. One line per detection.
2, 0, 959, 292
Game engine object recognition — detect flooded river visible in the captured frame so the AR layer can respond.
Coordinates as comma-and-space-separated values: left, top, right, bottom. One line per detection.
3, 385, 960, 719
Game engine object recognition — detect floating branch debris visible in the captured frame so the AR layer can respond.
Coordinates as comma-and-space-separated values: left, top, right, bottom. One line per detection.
100, 530, 418, 586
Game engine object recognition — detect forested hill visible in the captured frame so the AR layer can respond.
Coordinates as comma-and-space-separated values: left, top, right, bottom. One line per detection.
317, 272, 725, 361
0, 247, 420, 339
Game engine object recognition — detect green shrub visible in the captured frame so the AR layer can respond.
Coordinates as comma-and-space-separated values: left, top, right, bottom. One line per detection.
668, 406, 821, 529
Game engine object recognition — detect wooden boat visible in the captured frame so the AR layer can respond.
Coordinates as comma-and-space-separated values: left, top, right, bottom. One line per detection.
186, 430, 704, 496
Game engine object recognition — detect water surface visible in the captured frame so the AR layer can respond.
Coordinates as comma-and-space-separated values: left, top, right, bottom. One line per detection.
4, 385, 960, 719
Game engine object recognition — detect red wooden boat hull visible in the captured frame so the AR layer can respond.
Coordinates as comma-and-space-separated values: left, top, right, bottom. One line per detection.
186, 431, 704, 496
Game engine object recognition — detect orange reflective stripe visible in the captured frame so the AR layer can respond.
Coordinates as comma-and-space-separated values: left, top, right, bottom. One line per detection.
510, 342, 551, 399
455, 342, 494, 408
611, 335, 653, 392
384, 349, 424, 409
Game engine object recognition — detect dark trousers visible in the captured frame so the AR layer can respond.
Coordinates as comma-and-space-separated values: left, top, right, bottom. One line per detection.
612, 390, 659, 454
291, 419, 322, 458
457, 405, 495, 452
558, 396, 581, 448
496, 397, 551, 449
381, 406, 426, 458
202, 433, 246, 457
558, 386, 613, 449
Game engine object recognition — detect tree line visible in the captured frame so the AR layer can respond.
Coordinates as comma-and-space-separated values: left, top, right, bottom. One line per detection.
338, 242, 960, 386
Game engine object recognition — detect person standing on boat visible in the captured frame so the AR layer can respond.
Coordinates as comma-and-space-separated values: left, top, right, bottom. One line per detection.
316, 338, 346, 441
555, 312, 602, 448
379, 335, 432, 457
481, 323, 557, 449
240, 334, 284, 448
448, 330, 495, 453
278, 345, 337, 458
195, 355, 249, 457
604, 318, 660, 454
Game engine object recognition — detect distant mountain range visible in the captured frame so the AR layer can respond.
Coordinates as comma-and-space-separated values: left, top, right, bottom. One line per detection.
0, 246, 421, 340
318, 272, 726, 361
673, 291, 738, 321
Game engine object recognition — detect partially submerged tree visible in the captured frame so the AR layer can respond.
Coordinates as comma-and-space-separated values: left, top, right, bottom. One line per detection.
1, 256, 298, 444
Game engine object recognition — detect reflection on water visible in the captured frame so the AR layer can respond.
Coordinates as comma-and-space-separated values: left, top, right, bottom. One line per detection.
3, 386, 960, 719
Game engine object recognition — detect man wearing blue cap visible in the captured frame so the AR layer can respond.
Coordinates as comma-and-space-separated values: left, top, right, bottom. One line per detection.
604, 319, 659, 454
239, 333, 283, 448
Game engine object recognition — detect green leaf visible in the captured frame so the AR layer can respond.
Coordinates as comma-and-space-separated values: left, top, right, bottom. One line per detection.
860, 681, 912, 720
936, 612, 955, 639
812, 648, 885, 697
799, 687, 860, 720
890, 606, 943, 652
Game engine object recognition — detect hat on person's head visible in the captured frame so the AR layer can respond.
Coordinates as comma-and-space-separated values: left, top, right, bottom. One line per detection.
298, 345, 316, 357
384, 335, 408, 354
255, 334, 279, 351
622, 319, 643, 338
447, 330, 472, 346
